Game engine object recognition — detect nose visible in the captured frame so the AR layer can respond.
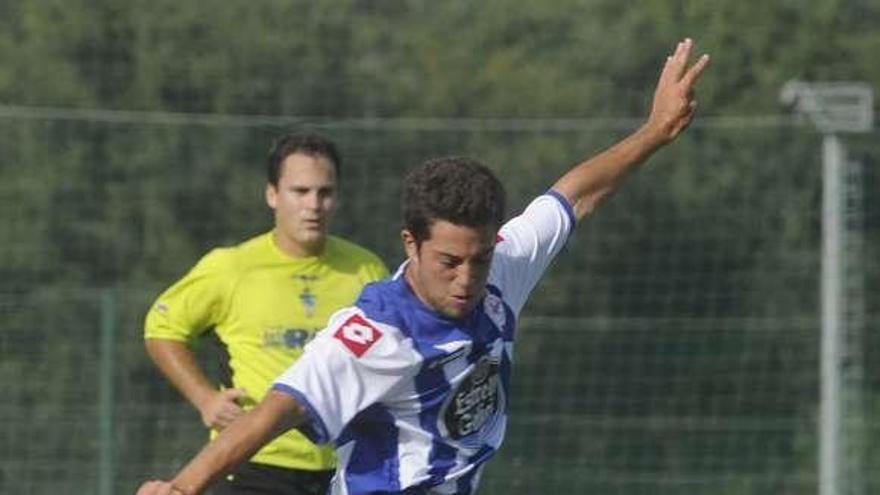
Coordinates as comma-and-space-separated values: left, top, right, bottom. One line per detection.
455, 262, 484, 294
304, 191, 322, 211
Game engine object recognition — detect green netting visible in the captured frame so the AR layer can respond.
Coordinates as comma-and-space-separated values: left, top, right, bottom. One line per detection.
1, 118, 878, 494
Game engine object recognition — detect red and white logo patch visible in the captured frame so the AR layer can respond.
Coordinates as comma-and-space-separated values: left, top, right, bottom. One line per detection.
334, 314, 383, 357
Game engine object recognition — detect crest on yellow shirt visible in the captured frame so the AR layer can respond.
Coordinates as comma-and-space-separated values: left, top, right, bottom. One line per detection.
293, 274, 318, 318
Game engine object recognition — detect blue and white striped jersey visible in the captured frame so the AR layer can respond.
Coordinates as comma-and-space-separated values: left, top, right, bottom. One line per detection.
273, 192, 575, 494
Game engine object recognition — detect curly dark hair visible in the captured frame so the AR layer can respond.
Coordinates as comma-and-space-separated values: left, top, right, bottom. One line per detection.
267, 131, 342, 185
403, 156, 506, 244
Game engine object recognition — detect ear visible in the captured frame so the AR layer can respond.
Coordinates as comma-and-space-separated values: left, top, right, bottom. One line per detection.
265, 183, 277, 210
401, 229, 419, 260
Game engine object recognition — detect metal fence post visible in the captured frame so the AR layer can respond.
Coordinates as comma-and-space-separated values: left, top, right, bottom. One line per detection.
99, 288, 116, 495
780, 80, 873, 495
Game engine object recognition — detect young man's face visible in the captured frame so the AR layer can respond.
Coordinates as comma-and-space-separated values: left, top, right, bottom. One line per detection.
266, 152, 338, 257
403, 220, 497, 319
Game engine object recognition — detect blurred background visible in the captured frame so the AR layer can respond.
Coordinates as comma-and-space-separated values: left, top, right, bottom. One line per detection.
0, 1, 878, 494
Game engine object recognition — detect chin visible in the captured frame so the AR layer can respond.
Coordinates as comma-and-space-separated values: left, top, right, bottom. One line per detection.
441, 304, 473, 320
298, 232, 326, 244
296, 236, 326, 253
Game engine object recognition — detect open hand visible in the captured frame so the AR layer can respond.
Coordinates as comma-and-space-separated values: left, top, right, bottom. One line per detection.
646, 38, 710, 144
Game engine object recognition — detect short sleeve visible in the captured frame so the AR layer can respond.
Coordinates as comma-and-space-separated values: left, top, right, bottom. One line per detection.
143, 249, 234, 342
272, 309, 416, 444
490, 192, 574, 315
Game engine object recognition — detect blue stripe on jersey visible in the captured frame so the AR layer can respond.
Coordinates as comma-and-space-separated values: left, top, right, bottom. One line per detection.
359, 277, 464, 486
485, 285, 516, 399
485, 285, 515, 342
546, 188, 577, 228
499, 348, 513, 412
348, 271, 517, 493
270, 383, 330, 444
456, 446, 495, 493
467, 311, 504, 349
416, 366, 457, 486
424, 432, 458, 488
338, 404, 402, 493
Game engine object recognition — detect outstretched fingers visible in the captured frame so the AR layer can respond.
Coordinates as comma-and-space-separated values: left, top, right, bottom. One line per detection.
659, 39, 692, 85
680, 53, 711, 90
647, 38, 711, 143
660, 38, 710, 91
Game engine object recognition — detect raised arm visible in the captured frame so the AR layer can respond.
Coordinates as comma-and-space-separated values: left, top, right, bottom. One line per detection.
135, 390, 306, 495
552, 38, 710, 221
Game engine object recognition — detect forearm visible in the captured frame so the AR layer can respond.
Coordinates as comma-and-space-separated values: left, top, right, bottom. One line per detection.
552, 124, 666, 220
169, 391, 304, 495
553, 39, 709, 222
145, 338, 218, 411
169, 417, 267, 495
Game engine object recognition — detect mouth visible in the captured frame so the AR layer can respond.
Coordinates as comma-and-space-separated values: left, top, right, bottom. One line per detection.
449, 294, 474, 308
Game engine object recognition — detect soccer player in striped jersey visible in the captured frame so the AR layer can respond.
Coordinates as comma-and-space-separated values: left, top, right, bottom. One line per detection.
137, 38, 709, 495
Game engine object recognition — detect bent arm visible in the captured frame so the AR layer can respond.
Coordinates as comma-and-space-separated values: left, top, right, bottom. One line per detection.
553, 38, 710, 221
145, 338, 247, 429
138, 391, 306, 495
145, 339, 217, 410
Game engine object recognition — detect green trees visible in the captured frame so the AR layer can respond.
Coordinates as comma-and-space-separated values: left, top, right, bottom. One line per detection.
0, 1, 877, 493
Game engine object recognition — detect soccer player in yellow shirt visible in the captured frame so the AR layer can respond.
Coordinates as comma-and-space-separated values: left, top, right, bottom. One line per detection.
144, 131, 388, 495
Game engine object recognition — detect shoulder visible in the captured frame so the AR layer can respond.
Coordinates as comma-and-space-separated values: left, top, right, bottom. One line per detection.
486, 193, 574, 312
314, 306, 416, 369
182, 232, 272, 282
495, 193, 573, 252
206, 232, 272, 267
500, 193, 574, 235
234, 231, 274, 252
353, 278, 406, 323
327, 236, 383, 263
326, 236, 388, 273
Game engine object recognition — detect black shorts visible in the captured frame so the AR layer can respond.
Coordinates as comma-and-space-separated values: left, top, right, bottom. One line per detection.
209, 462, 334, 495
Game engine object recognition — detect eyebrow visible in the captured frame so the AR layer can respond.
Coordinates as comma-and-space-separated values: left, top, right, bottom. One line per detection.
290, 184, 336, 191
436, 245, 495, 260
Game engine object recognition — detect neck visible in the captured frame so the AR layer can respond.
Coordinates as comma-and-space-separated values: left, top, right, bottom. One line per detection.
403, 262, 434, 309
273, 231, 325, 258
403, 263, 423, 300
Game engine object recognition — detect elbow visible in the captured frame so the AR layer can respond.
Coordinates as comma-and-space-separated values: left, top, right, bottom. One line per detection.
571, 191, 608, 220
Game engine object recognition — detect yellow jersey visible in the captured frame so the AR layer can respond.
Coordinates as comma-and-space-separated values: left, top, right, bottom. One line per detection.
144, 231, 387, 470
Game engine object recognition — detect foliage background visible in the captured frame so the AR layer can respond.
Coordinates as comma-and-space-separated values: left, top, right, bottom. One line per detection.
0, 1, 878, 494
